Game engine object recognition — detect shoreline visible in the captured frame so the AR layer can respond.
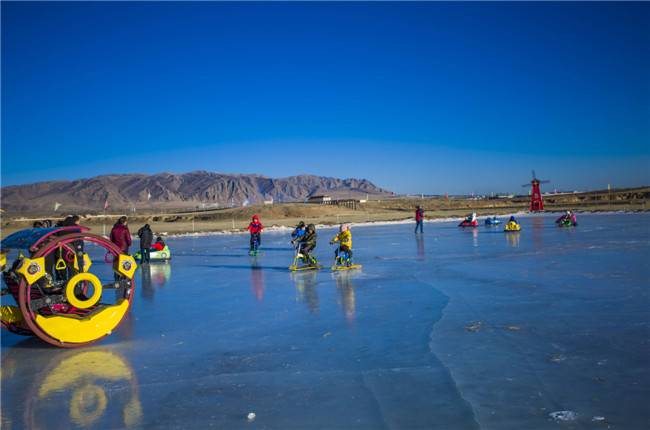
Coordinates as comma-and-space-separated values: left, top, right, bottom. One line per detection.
130, 209, 646, 239
1, 207, 647, 240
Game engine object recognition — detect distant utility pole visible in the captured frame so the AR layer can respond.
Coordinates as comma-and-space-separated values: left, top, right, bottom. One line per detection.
608, 183, 612, 207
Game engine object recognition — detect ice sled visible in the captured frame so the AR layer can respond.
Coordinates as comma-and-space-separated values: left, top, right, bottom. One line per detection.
557, 218, 577, 227
289, 264, 322, 272
331, 264, 362, 272
289, 247, 320, 271
134, 245, 171, 262
459, 220, 479, 227
330, 248, 361, 271
504, 221, 521, 232
485, 217, 501, 226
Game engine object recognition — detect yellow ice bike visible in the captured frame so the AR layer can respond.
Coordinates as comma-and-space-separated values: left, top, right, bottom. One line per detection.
288, 242, 320, 271
330, 244, 361, 272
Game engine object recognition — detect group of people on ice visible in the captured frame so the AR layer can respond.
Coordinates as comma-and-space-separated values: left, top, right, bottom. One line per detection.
108, 217, 168, 263
414, 207, 578, 232
31, 205, 578, 270
246, 215, 355, 269
29, 215, 168, 265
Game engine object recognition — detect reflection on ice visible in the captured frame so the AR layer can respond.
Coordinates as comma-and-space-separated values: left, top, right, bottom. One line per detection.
415, 234, 425, 259
291, 271, 319, 314
333, 271, 357, 322
531, 216, 545, 249
140, 263, 171, 302
505, 231, 520, 247
2, 343, 141, 429
250, 258, 265, 302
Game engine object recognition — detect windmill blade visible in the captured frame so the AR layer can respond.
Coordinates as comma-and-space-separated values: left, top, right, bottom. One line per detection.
532, 170, 537, 180
539, 180, 550, 184
522, 183, 532, 188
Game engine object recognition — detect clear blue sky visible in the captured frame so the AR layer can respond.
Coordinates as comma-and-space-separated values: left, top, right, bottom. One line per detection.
2, 2, 649, 194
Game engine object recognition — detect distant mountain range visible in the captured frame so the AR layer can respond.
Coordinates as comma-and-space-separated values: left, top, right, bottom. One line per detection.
1, 171, 394, 214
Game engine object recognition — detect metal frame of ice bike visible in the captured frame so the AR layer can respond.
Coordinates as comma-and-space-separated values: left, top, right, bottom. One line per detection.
249, 234, 261, 255
333, 244, 353, 267
291, 242, 317, 267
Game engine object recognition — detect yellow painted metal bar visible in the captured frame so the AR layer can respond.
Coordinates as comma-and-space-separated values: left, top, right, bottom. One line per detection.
34, 300, 129, 344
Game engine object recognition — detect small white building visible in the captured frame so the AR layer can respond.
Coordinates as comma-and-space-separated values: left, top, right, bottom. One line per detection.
307, 195, 332, 204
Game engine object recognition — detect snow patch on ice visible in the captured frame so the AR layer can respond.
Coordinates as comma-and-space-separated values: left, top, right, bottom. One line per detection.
549, 410, 578, 422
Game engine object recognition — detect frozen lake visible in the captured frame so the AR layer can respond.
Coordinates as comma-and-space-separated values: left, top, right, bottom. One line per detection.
2, 213, 649, 429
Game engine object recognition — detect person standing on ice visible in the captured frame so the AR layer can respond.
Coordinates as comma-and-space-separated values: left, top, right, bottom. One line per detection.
414, 206, 424, 233
110, 216, 132, 255
247, 215, 264, 253
137, 224, 154, 263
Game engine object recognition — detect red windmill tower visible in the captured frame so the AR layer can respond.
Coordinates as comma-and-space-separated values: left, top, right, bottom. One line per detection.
522, 170, 550, 212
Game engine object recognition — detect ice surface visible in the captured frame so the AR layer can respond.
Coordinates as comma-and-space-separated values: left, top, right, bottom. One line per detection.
2, 213, 649, 429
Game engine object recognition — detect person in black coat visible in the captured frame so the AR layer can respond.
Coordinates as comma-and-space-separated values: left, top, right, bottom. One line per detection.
137, 224, 154, 263
293, 224, 318, 266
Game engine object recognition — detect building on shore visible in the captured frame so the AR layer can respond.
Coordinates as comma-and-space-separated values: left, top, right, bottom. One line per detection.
306, 195, 332, 204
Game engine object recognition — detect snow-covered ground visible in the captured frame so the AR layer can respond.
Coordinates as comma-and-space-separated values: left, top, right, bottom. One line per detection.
2, 213, 649, 429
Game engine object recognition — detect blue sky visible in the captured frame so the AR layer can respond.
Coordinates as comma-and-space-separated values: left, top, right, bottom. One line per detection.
2, 2, 649, 194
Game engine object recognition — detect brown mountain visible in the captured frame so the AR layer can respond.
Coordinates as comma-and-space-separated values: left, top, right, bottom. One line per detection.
1, 171, 394, 215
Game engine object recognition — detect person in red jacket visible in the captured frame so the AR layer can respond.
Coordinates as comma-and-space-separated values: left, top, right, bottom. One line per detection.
110, 216, 132, 254
414, 205, 424, 234
247, 215, 264, 253
151, 236, 166, 251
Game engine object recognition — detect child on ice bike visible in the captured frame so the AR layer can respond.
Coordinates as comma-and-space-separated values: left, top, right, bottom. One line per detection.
292, 223, 318, 266
330, 223, 353, 266
247, 215, 264, 253
291, 221, 306, 241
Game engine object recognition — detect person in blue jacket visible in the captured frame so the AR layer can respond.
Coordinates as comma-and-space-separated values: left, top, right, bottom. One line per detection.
291, 221, 306, 241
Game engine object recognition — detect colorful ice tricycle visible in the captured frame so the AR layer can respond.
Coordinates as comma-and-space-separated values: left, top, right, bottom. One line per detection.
1, 226, 137, 347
